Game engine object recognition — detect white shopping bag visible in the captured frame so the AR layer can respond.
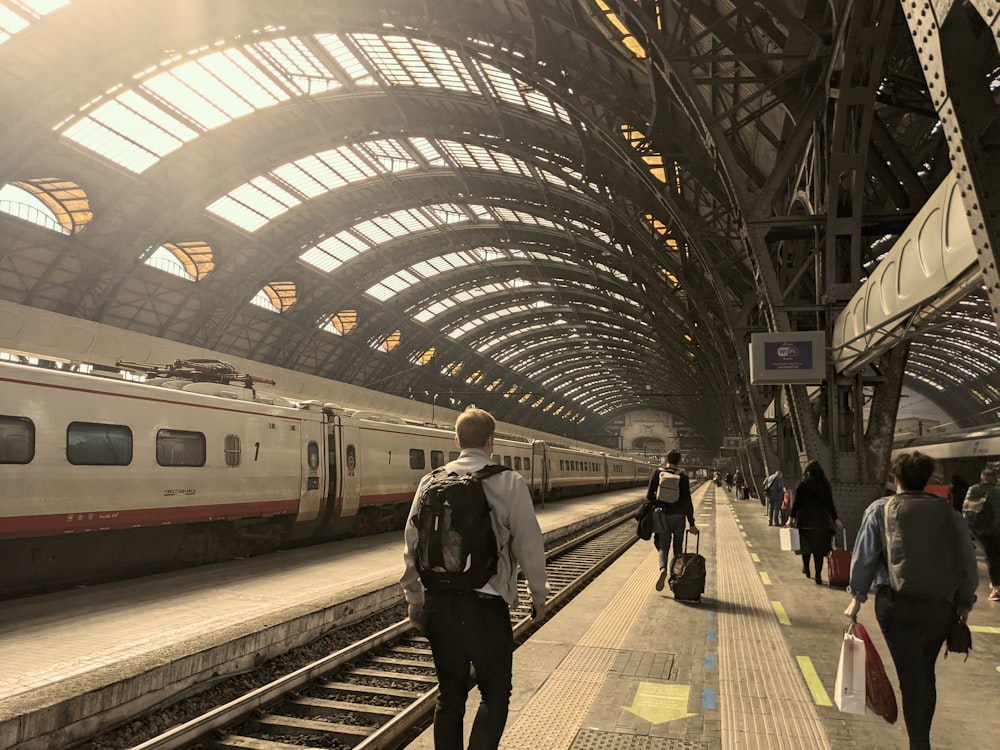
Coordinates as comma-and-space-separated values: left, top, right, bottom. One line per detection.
779, 526, 800, 551
834, 629, 866, 714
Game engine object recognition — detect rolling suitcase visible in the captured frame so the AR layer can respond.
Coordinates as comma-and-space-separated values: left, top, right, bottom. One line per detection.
826, 529, 851, 588
669, 530, 706, 602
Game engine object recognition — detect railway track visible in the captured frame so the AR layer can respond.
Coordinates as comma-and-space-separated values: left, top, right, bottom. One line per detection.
130, 509, 640, 750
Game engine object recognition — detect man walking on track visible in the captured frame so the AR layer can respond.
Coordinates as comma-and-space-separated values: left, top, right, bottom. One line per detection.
400, 407, 548, 750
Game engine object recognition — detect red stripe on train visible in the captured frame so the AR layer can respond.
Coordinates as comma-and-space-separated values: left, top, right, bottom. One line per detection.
0, 498, 301, 539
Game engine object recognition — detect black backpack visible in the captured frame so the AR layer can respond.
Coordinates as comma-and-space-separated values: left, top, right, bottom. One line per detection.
962, 484, 997, 536
411, 464, 508, 591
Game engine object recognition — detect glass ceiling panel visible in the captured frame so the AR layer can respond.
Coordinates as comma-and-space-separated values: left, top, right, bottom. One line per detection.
301, 201, 625, 275
0, 0, 66, 47
59, 31, 570, 174
210, 138, 576, 233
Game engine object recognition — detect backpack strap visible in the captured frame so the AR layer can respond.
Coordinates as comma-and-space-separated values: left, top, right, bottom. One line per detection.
472, 463, 510, 480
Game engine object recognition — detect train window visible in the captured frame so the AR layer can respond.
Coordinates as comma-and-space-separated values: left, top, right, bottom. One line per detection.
524, 458, 530, 471
409, 448, 425, 470
491, 454, 500, 463
431, 450, 445, 469
449, 451, 459, 462
503, 455, 512, 468
514, 457, 522, 470
156, 429, 206, 467
0, 416, 34, 464
67, 422, 132, 466
224, 434, 241, 467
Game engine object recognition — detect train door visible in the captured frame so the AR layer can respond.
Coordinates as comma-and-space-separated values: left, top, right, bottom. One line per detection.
295, 410, 327, 522
335, 419, 362, 519
532, 440, 547, 506
601, 454, 609, 490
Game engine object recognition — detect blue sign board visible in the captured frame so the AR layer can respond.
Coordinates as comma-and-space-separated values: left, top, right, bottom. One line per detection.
749, 331, 826, 384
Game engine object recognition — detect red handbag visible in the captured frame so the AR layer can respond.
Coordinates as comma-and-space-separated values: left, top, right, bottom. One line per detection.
851, 622, 897, 723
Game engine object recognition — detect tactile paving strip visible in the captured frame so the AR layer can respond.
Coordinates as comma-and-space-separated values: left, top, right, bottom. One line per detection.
500, 548, 659, 750
715, 496, 831, 750
572, 728, 710, 749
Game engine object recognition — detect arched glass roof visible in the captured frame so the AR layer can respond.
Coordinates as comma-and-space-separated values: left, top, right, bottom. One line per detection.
56, 32, 570, 174
3, 0, 999, 456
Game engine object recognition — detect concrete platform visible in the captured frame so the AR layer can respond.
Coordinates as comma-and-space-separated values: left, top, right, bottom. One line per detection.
407, 481, 1000, 749
0, 489, 644, 750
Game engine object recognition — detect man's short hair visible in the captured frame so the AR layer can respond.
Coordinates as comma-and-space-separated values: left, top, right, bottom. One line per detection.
666, 449, 681, 465
455, 407, 495, 450
982, 465, 998, 485
890, 451, 935, 491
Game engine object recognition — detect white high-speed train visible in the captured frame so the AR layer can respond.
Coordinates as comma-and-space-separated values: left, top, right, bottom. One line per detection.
893, 425, 1000, 491
0, 358, 655, 597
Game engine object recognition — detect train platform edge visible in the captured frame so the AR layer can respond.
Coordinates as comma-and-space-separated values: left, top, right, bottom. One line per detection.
407, 482, 1000, 750
0, 492, 644, 750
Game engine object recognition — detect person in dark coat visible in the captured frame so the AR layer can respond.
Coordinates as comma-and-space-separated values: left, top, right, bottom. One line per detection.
948, 474, 970, 514
787, 460, 843, 584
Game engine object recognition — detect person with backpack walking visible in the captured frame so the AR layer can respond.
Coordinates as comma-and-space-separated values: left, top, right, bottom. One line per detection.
399, 407, 547, 750
645, 449, 699, 591
733, 469, 746, 500
963, 464, 1000, 602
763, 469, 785, 526
843, 451, 978, 750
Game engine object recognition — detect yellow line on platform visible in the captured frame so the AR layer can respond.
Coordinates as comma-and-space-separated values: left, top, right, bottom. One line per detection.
771, 600, 791, 625
759, 572, 771, 585
750, 553, 760, 563
971, 625, 1000, 634
796, 656, 833, 706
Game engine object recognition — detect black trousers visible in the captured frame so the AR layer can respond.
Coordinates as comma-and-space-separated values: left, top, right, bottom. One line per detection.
874, 587, 953, 750
423, 591, 514, 750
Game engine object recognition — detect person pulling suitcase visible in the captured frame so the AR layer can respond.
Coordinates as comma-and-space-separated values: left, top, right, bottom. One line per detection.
786, 460, 843, 585
670, 529, 706, 602
645, 450, 699, 591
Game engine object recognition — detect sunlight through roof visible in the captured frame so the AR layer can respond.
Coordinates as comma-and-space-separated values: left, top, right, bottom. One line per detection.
56, 32, 571, 174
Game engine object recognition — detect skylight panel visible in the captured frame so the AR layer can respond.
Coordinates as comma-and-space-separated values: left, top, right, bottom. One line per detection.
414, 300, 450, 323
315, 34, 377, 84
250, 37, 341, 96
384, 36, 439, 88
351, 35, 411, 86
0, 0, 66, 47
62, 92, 196, 173
360, 211, 430, 242
365, 269, 421, 301
411, 255, 461, 276
0, 5, 29, 46
436, 47, 479, 92
410, 137, 448, 166
207, 177, 299, 231
300, 231, 370, 273
61, 46, 293, 173
144, 59, 241, 129
361, 139, 418, 172
425, 203, 474, 225
271, 159, 330, 198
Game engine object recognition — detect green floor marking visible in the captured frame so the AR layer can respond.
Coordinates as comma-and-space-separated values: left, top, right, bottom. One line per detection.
771, 600, 791, 625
